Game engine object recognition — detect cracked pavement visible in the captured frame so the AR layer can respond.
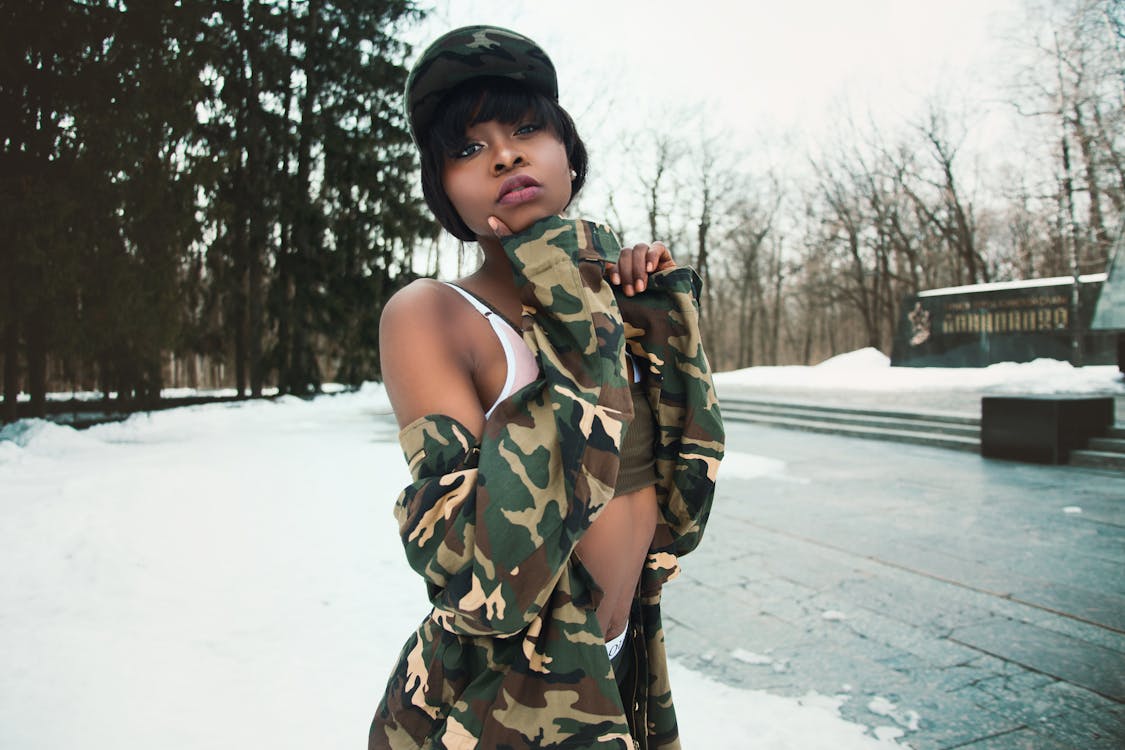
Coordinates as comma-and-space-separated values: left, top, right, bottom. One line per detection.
662, 420, 1125, 749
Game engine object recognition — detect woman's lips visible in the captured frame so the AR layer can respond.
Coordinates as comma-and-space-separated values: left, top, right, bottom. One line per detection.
497, 174, 542, 205
497, 185, 544, 206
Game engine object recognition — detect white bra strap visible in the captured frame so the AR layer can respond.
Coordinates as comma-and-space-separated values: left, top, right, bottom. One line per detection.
443, 283, 517, 419
443, 282, 490, 315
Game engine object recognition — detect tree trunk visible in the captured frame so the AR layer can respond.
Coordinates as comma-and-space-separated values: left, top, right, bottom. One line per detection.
248, 209, 265, 397
2, 314, 18, 423
242, 8, 267, 399
738, 277, 753, 368
770, 245, 783, 364
289, 0, 322, 394
845, 227, 879, 348
802, 314, 813, 365
1072, 102, 1109, 269
1060, 129, 1084, 365
25, 316, 47, 418
826, 305, 838, 356
233, 208, 249, 397
1091, 102, 1125, 214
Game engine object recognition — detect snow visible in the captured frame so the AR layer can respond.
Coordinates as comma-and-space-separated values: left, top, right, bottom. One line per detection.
730, 648, 791, 674
1, 388, 412, 749
6, 350, 1122, 747
813, 347, 892, 370
732, 648, 775, 665
715, 451, 791, 481
671, 666, 906, 749
875, 727, 907, 742
714, 349, 1125, 395
867, 696, 922, 735
0, 378, 917, 749
916, 272, 1106, 297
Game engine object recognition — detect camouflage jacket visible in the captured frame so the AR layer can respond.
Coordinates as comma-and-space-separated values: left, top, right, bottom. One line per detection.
370, 217, 724, 750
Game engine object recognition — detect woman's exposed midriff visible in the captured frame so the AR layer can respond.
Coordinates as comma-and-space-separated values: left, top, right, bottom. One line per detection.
573, 485, 658, 641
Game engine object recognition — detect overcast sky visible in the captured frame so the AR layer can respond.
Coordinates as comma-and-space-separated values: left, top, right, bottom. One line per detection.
409, 1, 1023, 138
403, 0, 1031, 258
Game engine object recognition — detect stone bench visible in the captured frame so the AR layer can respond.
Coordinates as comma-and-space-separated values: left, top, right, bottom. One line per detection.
980, 395, 1115, 464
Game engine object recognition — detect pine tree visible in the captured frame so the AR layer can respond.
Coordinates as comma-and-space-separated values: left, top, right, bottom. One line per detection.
1, 0, 430, 418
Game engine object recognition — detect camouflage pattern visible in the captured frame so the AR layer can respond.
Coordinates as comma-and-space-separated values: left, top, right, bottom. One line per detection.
405, 25, 558, 143
370, 216, 724, 750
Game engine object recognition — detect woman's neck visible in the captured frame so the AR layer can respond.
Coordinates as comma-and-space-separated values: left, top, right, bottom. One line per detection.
473, 235, 512, 283
458, 237, 522, 321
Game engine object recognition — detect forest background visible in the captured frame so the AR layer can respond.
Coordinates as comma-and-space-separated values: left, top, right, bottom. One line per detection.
2, 0, 1122, 421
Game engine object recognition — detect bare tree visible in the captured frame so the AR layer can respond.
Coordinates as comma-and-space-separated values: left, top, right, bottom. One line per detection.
689, 129, 753, 349
810, 145, 888, 349
893, 107, 989, 286
629, 130, 685, 245
1010, 0, 1125, 275
723, 185, 781, 368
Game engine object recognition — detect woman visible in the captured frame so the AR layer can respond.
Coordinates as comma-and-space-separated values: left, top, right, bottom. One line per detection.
371, 26, 723, 750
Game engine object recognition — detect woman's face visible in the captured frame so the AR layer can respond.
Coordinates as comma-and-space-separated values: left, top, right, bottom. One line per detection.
441, 118, 572, 239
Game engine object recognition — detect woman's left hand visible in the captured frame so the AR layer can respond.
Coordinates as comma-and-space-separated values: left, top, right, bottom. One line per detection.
607, 241, 676, 296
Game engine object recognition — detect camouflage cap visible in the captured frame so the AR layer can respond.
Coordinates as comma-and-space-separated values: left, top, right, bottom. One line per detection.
405, 25, 558, 144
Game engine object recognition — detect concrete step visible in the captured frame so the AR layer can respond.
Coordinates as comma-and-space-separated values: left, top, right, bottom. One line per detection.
722, 402, 980, 438
1086, 436, 1125, 454
724, 411, 980, 452
718, 399, 1123, 461
1070, 449, 1125, 472
721, 397, 979, 426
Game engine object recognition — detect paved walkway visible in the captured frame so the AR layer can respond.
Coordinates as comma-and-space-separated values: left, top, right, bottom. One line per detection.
662, 419, 1125, 748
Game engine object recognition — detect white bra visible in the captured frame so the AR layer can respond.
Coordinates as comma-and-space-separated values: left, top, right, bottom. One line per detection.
443, 283, 642, 419
444, 283, 539, 418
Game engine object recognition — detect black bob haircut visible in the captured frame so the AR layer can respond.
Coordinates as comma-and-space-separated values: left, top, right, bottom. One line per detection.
417, 76, 588, 242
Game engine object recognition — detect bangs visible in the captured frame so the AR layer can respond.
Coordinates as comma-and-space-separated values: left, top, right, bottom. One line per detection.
415, 75, 588, 241
426, 77, 562, 155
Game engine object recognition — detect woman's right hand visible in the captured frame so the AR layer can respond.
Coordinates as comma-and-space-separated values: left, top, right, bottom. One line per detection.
607, 241, 676, 296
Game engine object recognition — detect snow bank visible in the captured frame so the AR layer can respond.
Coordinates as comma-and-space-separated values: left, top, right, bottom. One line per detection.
0, 418, 104, 461
814, 347, 891, 370
714, 350, 1124, 394
2, 384, 394, 458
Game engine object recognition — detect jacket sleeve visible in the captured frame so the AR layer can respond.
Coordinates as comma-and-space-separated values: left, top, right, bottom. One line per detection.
616, 266, 724, 557
391, 216, 634, 637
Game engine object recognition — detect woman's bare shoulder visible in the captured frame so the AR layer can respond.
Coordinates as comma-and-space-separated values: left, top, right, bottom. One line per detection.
380, 278, 485, 432
380, 278, 463, 368
381, 277, 449, 324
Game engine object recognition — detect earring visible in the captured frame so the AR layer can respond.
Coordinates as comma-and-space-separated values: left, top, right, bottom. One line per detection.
569, 168, 577, 180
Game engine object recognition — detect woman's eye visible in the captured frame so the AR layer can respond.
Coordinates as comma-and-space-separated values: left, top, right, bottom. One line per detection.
452, 143, 481, 159
515, 123, 540, 136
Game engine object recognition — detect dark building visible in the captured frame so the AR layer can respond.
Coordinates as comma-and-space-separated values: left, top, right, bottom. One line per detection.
891, 273, 1119, 368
